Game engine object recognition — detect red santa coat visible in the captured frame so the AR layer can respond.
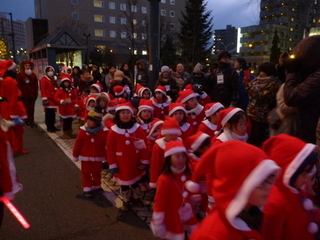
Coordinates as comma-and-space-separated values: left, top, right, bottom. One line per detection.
16, 71, 38, 99
40, 76, 58, 108
198, 120, 217, 138
149, 137, 166, 188
0, 129, 22, 199
180, 122, 193, 149
140, 122, 152, 136
72, 126, 108, 162
54, 88, 78, 118
186, 104, 205, 133
151, 97, 171, 120
0, 76, 26, 120
151, 171, 198, 239
107, 123, 149, 186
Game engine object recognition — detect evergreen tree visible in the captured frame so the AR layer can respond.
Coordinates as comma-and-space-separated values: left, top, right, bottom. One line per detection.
160, 35, 177, 66
178, 0, 213, 70
270, 29, 281, 65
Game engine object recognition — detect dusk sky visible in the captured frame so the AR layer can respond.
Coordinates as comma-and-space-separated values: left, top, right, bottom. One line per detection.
0, 0, 260, 30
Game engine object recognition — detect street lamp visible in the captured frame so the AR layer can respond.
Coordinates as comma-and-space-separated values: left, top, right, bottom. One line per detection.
83, 33, 91, 64
0, 12, 16, 62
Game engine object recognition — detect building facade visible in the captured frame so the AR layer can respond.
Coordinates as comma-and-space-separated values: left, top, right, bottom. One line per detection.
213, 25, 237, 55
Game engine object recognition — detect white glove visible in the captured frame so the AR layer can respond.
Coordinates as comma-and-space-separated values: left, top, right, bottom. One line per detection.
150, 212, 167, 238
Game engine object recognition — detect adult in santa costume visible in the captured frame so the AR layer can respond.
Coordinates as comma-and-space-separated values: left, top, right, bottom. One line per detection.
40, 65, 59, 133
188, 141, 280, 240
107, 102, 149, 210
0, 60, 28, 154
16, 60, 38, 127
151, 140, 198, 240
262, 134, 319, 240
0, 124, 22, 227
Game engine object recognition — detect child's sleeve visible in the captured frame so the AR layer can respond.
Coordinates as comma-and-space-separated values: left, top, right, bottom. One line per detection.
149, 144, 161, 188
107, 129, 118, 170
72, 130, 85, 162
262, 202, 286, 240
137, 127, 149, 165
54, 89, 63, 105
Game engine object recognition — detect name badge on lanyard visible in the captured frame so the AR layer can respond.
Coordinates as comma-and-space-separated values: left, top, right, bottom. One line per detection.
217, 73, 224, 85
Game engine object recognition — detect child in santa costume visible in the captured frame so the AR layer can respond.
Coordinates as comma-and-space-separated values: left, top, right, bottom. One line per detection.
0, 60, 28, 154
89, 82, 103, 95
151, 86, 171, 120
198, 102, 224, 138
77, 87, 90, 125
107, 102, 149, 211
40, 65, 59, 133
177, 89, 205, 133
102, 99, 118, 129
96, 93, 109, 116
169, 102, 193, 149
0, 126, 22, 227
73, 106, 108, 198
136, 99, 155, 136
151, 140, 198, 240
188, 141, 280, 240
54, 77, 78, 139
261, 134, 319, 240
149, 117, 182, 188
146, 119, 164, 158
187, 132, 211, 220
135, 84, 152, 99
113, 85, 129, 102
184, 84, 212, 107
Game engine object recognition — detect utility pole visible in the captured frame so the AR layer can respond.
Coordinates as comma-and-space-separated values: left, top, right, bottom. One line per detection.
9, 13, 16, 63
83, 33, 90, 65
148, 0, 160, 91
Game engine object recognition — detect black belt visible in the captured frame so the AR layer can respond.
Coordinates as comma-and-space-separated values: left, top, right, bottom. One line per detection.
0, 97, 23, 102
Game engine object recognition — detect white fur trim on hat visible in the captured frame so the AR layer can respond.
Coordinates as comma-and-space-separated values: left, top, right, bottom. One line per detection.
180, 92, 199, 104
283, 143, 316, 194
221, 108, 243, 127
161, 128, 181, 136
147, 120, 164, 139
190, 133, 210, 152
116, 105, 133, 114
205, 103, 224, 117
137, 105, 154, 116
7, 62, 16, 71
169, 106, 186, 116
60, 77, 70, 83
164, 146, 186, 158
155, 88, 166, 95
91, 83, 101, 93
226, 159, 281, 231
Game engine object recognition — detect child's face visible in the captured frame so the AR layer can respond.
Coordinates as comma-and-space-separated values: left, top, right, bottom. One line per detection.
123, 92, 128, 99
162, 71, 169, 78
86, 119, 97, 128
63, 81, 70, 87
142, 90, 150, 99
185, 97, 198, 110
171, 152, 187, 170
172, 110, 185, 123
248, 173, 276, 207
89, 100, 96, 108
119, 109, 132, 123
90, 87, 98, 93
82, 91, 89, 97
164, 134, 178, 142
155, 92, 163, 101
100, 101, 107, 108
229, 116, 247, 136
210, 111, 221, 124
294, 164, 315, 189
140, 110, 152, 120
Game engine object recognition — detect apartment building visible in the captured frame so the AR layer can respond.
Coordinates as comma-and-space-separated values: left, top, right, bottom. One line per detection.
213, 25, 237, 55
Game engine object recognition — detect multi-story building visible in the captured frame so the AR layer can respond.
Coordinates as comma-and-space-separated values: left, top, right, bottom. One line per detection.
213, 25, 237, 55
33, 0, 183, 66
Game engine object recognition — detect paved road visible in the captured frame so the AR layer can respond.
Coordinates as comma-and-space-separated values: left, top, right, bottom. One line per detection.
0, 127, 157, 240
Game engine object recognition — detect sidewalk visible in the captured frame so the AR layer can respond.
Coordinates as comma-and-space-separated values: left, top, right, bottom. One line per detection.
33, 97, 154, 225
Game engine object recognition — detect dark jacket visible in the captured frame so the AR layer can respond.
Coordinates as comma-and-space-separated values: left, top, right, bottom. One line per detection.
92, 70, 102, 84
136, 59, 149, 87
284, 36, 320, 144
154, 74, 179, 102
210, 62, 239, 108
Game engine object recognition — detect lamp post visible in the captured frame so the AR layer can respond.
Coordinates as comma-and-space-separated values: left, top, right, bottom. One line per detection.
83, 33, 91, 64
0, 12, 16, 62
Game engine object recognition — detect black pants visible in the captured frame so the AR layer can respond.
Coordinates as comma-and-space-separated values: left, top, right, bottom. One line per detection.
45, 108, 56, 131
0, 201, 3, 228
62, 117, 73, 131
121, 182, 139, 191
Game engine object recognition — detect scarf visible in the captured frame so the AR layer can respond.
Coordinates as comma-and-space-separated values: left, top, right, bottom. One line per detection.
84, 124, 103, 135
116, 121, 135, 129
251, 76, 273, 90
171, 165, 186, 174
219, 128, 248, 142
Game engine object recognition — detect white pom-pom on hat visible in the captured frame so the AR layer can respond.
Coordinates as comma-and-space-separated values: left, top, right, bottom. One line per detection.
185, 180, 200, 193
302, 198, 314, 210
308, 222, 318, 234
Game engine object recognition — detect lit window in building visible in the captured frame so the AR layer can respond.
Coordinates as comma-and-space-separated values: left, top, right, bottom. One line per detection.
291, 18, 295, 21
133, 33, 137, 39
292, 8, 295, 11
142, 33, 147, 40
170, 23, 175, 30
120, 4, 126, 11
170, 11, 175, 17
161, 0, 166, 3
142, 50, 148, 55
121, 18, 127, 25
109, 2, 115, 9
290, 28, 294, 31
132, 19, 137, 25
110, 31, 116, 38
109, 16, 116, 24
121, 32, 127, 38
131, 5, 137, 12
134, 49, 138, 55
161, 9, 166, 16
93, 0, 104, 8
170, 0, 175, 4
141, 7, 147, 14
72, 12, 79, 20
71, 0, 78, 5
95, 29, 105, 37
94, 15, 105, 22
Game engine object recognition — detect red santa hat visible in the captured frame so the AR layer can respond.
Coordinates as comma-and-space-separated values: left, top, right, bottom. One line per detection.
6, 60, 16, 71
85, 95, 97, 110
177, 89, 199, 103
161, 116, 181, 136
91, 82, 103, 93
205, 102, 224, 117
0, 60, 16, 80
186, 141, 280, 230
168, 102, 187, 116
136, 84, 152, 98
114, 85, 125, 96
107, 99, 119, 111
138, 99, 154, 115
115, 102, 134, 114
147, 119, 164, 139
154, 85, 167, 95
101, 91, 112, 101
164, 140, 187, 158
214, 107, 243, 135
188, 132, 210, 152
184, 84, 193, 90
60, 77, 70, 83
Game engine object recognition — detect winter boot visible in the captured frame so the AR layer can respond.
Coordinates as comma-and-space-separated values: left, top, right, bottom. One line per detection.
131, 187, 144, 207
62, 131, 71, 139
120, 189, 131, 211
67, 129, 74, 138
